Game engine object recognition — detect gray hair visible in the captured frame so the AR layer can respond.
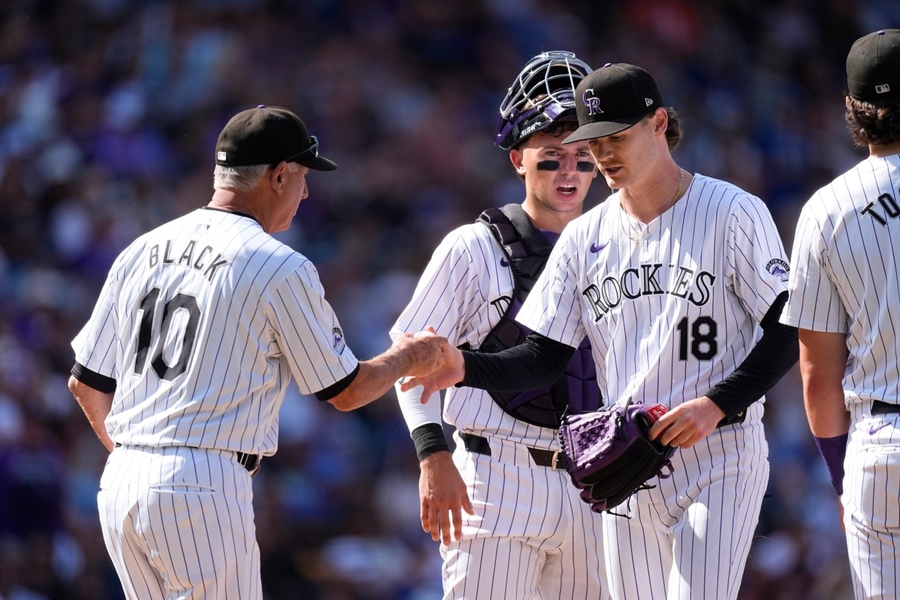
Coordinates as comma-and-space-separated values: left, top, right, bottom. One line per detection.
213, 164, 268, 191
213, 162, 302, 192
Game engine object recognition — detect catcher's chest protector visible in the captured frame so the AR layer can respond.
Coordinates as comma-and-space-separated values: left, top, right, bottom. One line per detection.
476, 204, 601, 427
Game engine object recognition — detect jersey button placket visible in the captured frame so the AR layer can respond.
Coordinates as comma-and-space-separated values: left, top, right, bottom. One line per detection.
642, 224, 654, 260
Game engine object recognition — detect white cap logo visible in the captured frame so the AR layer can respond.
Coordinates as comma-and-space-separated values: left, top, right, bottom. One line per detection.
645, 98, 654, 106
875, 83, 891, 94
217, 151, 227, 161
582, 90, 604, 116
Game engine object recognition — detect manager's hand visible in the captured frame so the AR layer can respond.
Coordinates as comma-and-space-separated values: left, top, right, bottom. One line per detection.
392, 327, 452, 378
401, 344, 465, 402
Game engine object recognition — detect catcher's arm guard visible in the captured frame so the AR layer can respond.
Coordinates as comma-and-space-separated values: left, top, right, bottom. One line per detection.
558, 402, 675, 513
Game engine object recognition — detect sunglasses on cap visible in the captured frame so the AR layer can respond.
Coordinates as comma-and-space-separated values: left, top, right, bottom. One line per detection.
271, 135, 319, 168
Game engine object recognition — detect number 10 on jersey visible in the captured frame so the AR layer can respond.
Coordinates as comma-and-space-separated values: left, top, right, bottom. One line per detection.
134, 287, 201, 381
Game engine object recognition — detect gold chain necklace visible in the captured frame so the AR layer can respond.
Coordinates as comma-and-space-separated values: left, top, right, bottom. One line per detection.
620, 168, 685, 246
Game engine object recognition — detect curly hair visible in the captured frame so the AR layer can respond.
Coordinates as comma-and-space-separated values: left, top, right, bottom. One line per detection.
664, 107, 684, 152
845, 96, 900, 147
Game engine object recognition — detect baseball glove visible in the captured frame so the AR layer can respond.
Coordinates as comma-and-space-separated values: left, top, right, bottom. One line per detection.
558, 401, 676, 514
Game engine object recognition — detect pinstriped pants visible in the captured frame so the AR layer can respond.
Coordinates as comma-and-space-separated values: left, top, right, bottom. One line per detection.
603, 410, 769, 600
844, 401, 900, 600
441, 435, 608, 600
98, 445, 262, 599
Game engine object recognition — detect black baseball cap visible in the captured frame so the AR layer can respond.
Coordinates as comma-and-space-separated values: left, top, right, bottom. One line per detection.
563, 63, 664, 144
847, 29, 900, 102
215, 105, 338, 170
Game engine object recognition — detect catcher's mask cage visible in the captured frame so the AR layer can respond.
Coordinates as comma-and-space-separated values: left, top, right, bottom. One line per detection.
494, 50, 593, 151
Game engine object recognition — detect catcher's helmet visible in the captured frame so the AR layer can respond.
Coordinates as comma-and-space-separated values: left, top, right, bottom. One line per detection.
495, 50, 593, 151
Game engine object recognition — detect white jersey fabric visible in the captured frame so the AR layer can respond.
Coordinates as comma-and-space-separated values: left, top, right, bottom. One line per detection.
393, 221, 555, 447
391, 220, 607, 599
782, 153, 900, 406
516, 174, 789, 599
783, 152, 900, 600
72, 206, 359, 599
73, 207, 358, 455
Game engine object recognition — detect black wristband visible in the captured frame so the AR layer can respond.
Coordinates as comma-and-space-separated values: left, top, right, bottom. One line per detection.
411, 423, 450, 461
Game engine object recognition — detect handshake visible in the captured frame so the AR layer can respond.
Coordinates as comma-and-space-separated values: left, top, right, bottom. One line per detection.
329, 326, 463, 411
391, 327, 465, 400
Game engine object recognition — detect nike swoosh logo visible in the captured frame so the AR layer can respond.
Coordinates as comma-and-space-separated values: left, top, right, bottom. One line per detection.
500, 258, 509, 267
590, 242, 609, 253
869, 421, 891, 435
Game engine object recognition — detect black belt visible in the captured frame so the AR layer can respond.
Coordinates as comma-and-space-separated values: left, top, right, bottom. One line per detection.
235, 452, 260, 474
113, 444, 260, 475
459, 433, 565, 470
872, 400, 900, 415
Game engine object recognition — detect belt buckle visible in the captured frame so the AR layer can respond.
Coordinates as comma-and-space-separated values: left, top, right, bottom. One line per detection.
550, 451, 562, 470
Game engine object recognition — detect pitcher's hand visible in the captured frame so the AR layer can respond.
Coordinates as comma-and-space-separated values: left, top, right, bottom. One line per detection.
648, 396, 724, 448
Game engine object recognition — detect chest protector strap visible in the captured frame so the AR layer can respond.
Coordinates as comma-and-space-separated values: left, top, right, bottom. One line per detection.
476, 204, 601, 428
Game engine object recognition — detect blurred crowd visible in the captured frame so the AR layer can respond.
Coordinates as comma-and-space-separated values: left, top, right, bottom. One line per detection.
1, 0, 897, 598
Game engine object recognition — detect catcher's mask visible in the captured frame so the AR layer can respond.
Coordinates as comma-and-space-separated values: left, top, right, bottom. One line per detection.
495, 50, 593, 151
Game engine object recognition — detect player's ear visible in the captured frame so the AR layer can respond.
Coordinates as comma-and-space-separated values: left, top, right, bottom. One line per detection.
269, 161, 287, 190
651, 108, 668, 135
509, 148, 526, 176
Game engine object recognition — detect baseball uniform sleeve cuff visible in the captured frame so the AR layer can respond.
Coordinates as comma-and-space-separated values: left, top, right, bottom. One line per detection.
71, 362, 117, 393
314, 364, 360, 401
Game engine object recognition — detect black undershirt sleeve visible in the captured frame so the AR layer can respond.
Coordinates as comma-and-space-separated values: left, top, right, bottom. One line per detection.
705, 291, 799, 420
461, 332, 575, 392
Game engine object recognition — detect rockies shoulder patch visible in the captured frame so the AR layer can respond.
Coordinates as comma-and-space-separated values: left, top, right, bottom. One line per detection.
765, 258, 790, 282
332, 327, 346, 354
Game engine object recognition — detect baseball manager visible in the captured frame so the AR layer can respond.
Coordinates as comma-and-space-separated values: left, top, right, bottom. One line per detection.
67, 105, 449, 599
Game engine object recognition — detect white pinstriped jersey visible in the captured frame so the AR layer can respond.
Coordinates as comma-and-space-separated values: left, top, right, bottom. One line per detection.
517, 174, 790, 411
72, 207, 358, 455
782, 153, 900, 405
392, 217, 608, 600
390, 221, 559, 450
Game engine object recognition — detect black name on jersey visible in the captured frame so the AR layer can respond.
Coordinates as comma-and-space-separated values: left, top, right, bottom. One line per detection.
861, 192, 900, 226
582, 263, 716, 322
148, 239, 228, 282
491, 295, 512, 318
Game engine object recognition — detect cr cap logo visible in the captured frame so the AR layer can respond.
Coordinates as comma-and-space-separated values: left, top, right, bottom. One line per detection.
765, 258, 790, 282
582, 90, 603, 116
